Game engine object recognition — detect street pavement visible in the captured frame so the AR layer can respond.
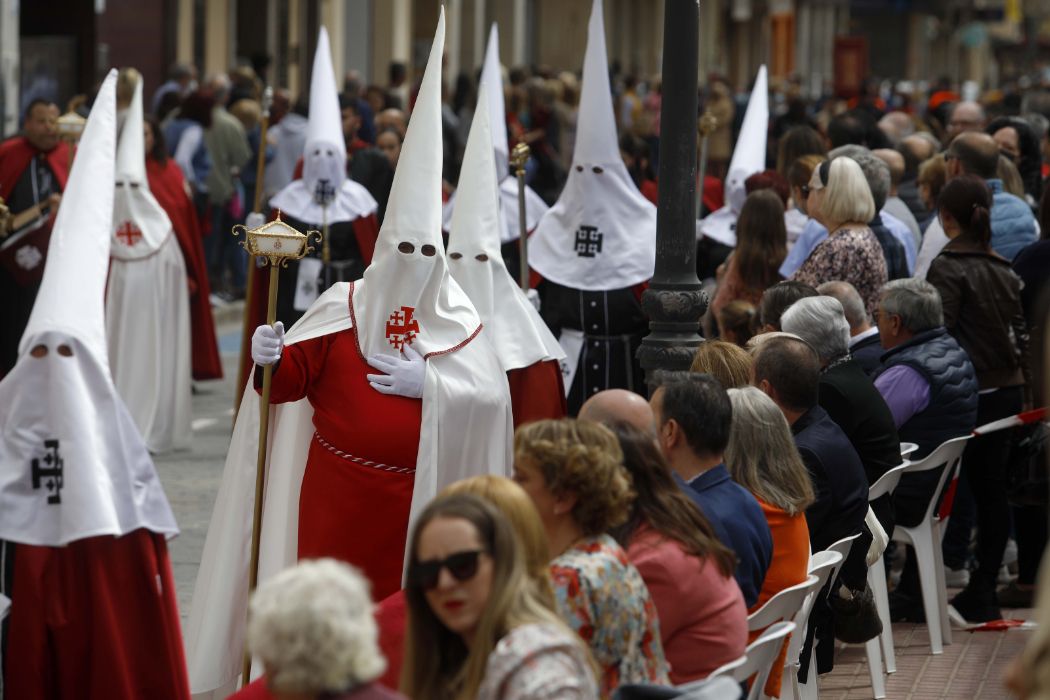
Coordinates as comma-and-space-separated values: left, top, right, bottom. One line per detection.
157, 302, 1035, 697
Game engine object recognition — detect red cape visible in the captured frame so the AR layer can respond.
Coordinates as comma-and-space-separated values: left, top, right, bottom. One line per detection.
3, 529, 190, 699
507, 360, 566, 427
0, 136, 70, 200
147, 157, 224, 381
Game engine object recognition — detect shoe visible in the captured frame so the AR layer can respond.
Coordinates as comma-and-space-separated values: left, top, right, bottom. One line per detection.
998, 581, 1035, 609
950, 585, 1002, 623
889, 590, 925, 623
998, 565, 1016, 585
944, 565, 970, 588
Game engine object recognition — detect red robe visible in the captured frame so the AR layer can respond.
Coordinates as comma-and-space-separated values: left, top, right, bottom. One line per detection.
146, 157, 224, 381
507, 360, 566, 427
3, 529, 190, 699
0, 137, 70, 200
261, 325, 419, 600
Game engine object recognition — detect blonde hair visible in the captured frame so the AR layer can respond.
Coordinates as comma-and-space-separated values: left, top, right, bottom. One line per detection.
247, 559, 385, 693
690, 340, 753, 388
818, 157, 876, 227
401, 494, 591, 700
514, 419, 635, 535
724, 387, 815, 515
442, 475, 554, 603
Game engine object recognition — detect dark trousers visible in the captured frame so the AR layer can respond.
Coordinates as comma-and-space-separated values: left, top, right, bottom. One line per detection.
1013, 504, 1049, 585
965, 386, 1024, 593
942, 467, 976, 570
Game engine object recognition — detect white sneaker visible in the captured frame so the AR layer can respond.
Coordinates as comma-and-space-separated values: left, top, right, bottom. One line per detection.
945, 566, 970, 588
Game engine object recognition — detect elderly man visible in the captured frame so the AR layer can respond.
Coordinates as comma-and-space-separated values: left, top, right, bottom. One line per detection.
874, 279, 979, 623
650, 371, 772, 608
818, 281, 882, 375
781, 296, 901, 533
873, 148, 922, 248
946, 101, 987, 142
579, 388, 655, 434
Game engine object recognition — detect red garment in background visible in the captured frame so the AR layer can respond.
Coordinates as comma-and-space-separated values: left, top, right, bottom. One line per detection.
261, 326, 420, 600
3, 529, 190, 699
147, 156, 224, 381
506, 360, 566, 427
641, 175, 724, 215
0, 137, 70, 199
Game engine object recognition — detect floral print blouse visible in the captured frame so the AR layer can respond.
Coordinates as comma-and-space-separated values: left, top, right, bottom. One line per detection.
550, 534, 670, 698
790, 226, 888, 318
477, 623, 599, 700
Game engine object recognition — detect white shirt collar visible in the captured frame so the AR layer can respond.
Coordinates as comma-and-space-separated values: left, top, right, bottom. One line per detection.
849, 326, 880, 348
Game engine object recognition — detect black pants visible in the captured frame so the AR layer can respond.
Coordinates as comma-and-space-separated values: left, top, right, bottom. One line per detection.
966, 386, 1024, 593
1013, 504, 1049, 585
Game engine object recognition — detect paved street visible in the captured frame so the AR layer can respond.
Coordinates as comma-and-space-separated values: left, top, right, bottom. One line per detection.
156, 304, 1036, 698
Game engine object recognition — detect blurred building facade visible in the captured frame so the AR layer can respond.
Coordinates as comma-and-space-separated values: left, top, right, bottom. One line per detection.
3, 0, 1050, 137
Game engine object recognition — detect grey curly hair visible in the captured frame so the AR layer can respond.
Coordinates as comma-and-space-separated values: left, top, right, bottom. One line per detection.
247, 558, 386, 693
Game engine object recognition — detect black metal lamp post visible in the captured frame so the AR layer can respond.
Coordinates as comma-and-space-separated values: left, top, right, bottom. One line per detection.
637, 0, 706, 387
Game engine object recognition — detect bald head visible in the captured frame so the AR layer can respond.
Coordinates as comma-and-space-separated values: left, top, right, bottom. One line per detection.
948, 131, 1000, 179
948, 101, 986, 140
873, 148, 905, 188
578, 389, 654, 435
878, 111, 914, 144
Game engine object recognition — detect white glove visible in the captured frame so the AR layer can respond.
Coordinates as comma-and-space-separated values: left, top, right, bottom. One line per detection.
245, 211, 267, 230
252, 321, 285, 365
366, 343, 426, 398
526, 288, 541, 311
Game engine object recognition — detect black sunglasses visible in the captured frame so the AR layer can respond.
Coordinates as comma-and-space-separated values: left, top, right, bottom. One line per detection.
410, 550, 485, 591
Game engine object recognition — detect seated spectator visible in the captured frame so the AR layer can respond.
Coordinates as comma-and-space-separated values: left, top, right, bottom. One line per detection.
374, 475, 556, 690
784, 154, 825, 254
711, 190, 787, 322
725, 386, 816, 697
609, 423, 746, 684
758, 280, 819, 333
246, 559, 406, 700
897, 134, 938, 222
649, 372, 773, 608
873, 278, 978, 623
873, 148, 922, 249
690, 340, 753, 389
781, 296, 901, 533
817, 281, 881, 376
752, 335, 870, 675
402, 493, 597, 700
717, 300, 759, 346
746, 168, 806, 248
578, 388, 655, 434
916, 153, 947, 233
514, 420, 670, 695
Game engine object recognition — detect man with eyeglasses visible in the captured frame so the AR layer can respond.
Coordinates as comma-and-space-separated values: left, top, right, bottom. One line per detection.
913, 132, 1037, 277
946, 101, 987, 143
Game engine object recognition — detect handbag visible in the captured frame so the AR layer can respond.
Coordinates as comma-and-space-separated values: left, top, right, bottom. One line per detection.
1006, 421, 1049, 507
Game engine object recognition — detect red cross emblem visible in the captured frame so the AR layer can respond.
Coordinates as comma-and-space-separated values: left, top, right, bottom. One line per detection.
385, 306, 420, 350
116, 221, 143, 246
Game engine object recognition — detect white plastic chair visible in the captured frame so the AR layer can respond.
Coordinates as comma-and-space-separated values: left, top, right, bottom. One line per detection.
734, 621, 797, 700
704, 653, 747, 682
859, 462, 910, 697
900, 442, 919, 459
676, 675, 749, 699
890, 434, 971, 655
794, 533, 859, 700
748, 574, 820, 632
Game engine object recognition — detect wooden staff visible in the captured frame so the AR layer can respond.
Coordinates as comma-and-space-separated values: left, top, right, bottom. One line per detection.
696, 109, 717, 219
510, 142, 531, 290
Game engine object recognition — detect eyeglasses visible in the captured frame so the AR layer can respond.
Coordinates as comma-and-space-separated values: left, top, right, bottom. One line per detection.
409, 550, 485, 591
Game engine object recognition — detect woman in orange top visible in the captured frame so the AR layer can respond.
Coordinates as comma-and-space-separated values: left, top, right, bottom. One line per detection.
725, 386, 817, 698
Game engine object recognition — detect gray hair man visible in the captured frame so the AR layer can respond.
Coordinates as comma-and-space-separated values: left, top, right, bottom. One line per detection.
873, 148, 922, 248
818, 281, 882, 376
781, 296, 901, 533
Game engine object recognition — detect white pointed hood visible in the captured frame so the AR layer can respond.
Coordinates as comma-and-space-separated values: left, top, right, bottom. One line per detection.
0, 69, 178, 547
351, 8, 481, 359
528, 0, 656, 290
448, 82, 564, 372
111, 73, 174, 260
481, 24, 509, 179
699, 65, 768, 247
270, 26, 377, 225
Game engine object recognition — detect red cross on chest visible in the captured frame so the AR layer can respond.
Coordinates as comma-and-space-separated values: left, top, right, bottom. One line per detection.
116, 221, 143, 246
385, 306, 421, 350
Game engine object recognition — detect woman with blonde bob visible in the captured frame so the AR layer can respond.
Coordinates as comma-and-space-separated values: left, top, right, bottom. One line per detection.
690, 340, 754, 389
246, 558, 405, 700
514, 419, 669, 697
401, 493, 597, 700
791, 156, 889, 317
725, 386, 816, 697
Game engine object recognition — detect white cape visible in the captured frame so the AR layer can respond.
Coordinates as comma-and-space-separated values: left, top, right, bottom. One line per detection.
106, 233, 192, 453
441, 176, 549, 244
185, 282, 513, 697
269, 178, 378, 226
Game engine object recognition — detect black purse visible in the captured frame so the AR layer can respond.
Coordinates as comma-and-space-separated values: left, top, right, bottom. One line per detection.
1006, 422, 1050, 507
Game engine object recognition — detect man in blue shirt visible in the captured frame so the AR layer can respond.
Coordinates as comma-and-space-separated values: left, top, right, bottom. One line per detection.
650, 371, 772, 608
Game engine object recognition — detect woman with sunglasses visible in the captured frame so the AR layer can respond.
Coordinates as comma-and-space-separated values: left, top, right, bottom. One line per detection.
402, 493, 597, 700
513, 419, 670, 697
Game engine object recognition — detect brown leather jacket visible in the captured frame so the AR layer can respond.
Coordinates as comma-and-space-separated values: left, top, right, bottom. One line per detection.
926, 234, 1030, 396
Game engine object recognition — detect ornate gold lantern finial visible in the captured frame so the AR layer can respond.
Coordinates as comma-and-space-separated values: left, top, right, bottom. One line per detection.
233, 211, 322, 269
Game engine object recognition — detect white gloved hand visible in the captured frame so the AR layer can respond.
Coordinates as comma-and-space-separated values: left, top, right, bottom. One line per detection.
366, 343, 426, 398
245, 211, 267, 230
526, 288, 541, 312
251, 321, 285, 366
